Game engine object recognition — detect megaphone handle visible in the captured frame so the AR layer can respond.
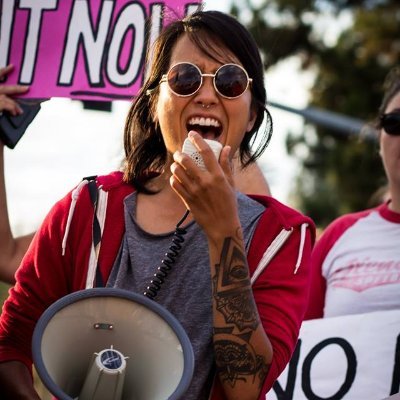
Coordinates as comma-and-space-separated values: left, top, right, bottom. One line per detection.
143, 210, 190, 300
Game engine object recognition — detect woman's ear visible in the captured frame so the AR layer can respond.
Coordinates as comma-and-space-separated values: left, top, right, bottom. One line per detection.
246, 107, 257, 133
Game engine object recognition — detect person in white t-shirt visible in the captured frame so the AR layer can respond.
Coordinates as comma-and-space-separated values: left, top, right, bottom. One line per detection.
305, 66, 400, 319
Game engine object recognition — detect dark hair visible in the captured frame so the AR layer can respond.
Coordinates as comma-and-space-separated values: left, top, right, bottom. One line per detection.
361, 66, 400, 140
376, 66, 400, 131
123, 10, 273, 191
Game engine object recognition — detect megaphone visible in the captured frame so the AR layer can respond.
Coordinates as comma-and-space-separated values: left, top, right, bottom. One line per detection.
32, 288, 194, 400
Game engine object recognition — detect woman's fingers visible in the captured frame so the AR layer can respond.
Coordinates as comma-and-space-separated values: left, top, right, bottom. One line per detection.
0, 95, 23, 115
0, 64, 30, 111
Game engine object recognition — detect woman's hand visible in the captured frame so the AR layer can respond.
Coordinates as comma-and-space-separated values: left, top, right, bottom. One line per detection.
0, 64, 29, 116
170, 131, 240, 241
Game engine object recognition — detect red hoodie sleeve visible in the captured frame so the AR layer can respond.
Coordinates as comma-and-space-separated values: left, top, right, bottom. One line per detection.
210, 220, 314, 400
0, 173, 131, 372
256, 224, 314, 393
0, 190, 81, 370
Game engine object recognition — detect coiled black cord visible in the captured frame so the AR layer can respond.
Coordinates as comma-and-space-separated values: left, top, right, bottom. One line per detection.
143, 209, 190, 300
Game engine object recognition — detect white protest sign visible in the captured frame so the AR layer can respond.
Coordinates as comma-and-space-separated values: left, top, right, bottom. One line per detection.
268, 309, 400, 400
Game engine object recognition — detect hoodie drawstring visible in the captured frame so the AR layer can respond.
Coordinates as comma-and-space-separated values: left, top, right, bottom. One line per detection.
251, 228, 293, 285
61, 178, 109, 289
86, 186, 108, 289
294, 223, 308, 274
61, 179, 89, 256
251, 223, 309, 284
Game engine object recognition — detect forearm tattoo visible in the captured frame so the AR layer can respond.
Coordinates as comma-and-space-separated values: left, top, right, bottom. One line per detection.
214, 335, 270, 388
212, 237, 270, 388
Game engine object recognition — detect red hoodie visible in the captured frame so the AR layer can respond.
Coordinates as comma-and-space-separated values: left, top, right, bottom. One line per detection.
0, 171, 315, 399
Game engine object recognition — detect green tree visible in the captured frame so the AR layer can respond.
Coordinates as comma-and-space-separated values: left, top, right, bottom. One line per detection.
230, 0, 400, 227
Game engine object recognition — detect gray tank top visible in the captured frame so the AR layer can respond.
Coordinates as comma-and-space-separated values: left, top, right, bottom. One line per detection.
107, 191, 265, 399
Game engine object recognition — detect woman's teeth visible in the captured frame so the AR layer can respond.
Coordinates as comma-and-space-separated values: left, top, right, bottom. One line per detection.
188, 117, 220, 128
186, 117, 222, 139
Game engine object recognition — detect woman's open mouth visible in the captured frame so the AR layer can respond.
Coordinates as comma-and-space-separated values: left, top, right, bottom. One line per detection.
186, 117, 222, 140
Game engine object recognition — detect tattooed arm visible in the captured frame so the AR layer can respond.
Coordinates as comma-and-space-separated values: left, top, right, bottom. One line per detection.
171, 134, 274, 399
210, 230, 273, 400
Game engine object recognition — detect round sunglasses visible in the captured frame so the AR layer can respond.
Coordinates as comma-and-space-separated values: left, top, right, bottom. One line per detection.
160, 62, 252, 99
380, 112, 400, 135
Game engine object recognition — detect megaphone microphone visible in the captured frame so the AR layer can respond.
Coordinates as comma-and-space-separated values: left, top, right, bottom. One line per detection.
32, 288, 194, 400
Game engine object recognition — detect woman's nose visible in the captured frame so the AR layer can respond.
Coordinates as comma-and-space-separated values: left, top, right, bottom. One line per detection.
194, 75, 218, 107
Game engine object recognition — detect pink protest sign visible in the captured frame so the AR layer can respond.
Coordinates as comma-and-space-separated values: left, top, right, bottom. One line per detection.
0, 0, 202, 101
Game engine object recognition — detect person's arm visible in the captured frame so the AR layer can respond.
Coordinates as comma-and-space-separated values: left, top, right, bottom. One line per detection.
209, 232, 273, 399
0, 65, 34, 284
233, 159, 271, 196
0, 187, 78, 398
171, 133, 273, 399
0, 361, 40, 400
0, 143, 35, 284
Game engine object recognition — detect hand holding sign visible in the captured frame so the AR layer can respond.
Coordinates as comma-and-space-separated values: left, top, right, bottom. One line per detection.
0, 64, 42, 149
0, 64, 29, 115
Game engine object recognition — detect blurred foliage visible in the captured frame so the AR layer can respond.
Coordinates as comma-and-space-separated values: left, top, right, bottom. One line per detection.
230, 0, 400, 227
0, 282, 10, 311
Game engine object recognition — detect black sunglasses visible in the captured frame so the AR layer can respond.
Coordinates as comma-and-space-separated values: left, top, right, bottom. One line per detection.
160, 62, 252, 99
380, 112, 400, 135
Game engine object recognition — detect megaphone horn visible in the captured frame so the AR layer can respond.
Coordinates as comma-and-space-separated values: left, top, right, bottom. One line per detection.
32, 288, 194, 400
